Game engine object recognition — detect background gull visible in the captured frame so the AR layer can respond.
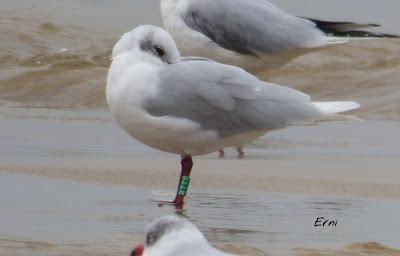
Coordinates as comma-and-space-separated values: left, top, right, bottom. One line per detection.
161, 0, 399, 74
106, 25, 359, 208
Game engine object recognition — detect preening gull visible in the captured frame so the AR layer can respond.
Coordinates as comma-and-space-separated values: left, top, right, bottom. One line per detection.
161, 0, 398, 73
131, 215, 236, 256
106, 25, 359, 207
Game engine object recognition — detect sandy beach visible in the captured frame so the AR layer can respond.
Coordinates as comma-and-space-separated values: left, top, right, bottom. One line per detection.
1, 0, 400, 255
1, 108, 400, 199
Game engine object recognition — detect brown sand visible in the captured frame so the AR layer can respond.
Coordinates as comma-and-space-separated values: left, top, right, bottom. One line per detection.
294, 242, 400, 256
1, 154, 400, 200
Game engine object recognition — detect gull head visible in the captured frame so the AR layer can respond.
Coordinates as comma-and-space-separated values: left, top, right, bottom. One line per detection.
131, 215, 210, 256
112, 25, 180, 65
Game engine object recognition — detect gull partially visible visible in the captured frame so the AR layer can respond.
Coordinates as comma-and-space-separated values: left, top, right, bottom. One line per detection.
106, 25, 359, 207
161, 0, 398, 73
131, 215, 236, 256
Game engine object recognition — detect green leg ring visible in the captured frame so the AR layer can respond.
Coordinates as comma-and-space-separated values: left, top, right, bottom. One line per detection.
177, 176, 190, 196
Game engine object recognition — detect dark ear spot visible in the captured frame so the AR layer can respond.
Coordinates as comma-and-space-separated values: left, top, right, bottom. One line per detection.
146, 224, 166, 246
140, 39, 152, 51
139, 31, 155, 52
146, 219, 183, 246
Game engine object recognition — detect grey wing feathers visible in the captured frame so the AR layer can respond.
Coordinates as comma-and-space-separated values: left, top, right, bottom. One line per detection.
183, 0, 326, 56
143, 61, 322, 137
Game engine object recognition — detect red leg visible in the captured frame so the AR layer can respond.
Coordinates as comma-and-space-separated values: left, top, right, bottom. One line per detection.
218, 149, 225, 159
172, 155, 193, 208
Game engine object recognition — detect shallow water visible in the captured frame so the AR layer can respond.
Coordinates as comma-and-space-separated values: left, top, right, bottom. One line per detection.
1, 109, 400, 173
1, 173, 400, 255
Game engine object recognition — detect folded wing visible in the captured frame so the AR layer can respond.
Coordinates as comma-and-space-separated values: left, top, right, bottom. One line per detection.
183, 0, 328, 57
143, 61, 328, 137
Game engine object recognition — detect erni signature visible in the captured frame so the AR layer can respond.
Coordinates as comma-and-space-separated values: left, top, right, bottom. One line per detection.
314, 217, 338, 227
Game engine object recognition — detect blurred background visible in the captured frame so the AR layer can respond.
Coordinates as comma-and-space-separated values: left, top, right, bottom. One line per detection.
1, 0, 399, 119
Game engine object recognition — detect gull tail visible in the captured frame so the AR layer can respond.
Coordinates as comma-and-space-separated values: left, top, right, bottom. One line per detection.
303, 17, 399, 38
313, 101, 360, 115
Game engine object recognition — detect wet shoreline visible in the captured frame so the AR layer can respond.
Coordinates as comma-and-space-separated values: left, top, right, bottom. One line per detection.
1, 173, 400, 256
1, 108, 400, 198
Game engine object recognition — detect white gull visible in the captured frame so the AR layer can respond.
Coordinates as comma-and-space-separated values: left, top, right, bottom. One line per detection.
106, 25, 359, 207
161, 0, 398, 73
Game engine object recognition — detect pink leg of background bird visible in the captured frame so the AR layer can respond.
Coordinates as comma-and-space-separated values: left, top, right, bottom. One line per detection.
218, 147, 245, 159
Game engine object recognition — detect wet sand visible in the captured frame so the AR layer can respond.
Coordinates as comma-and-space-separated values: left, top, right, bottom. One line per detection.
1, 108, 400, 199
1, 109, 400, 255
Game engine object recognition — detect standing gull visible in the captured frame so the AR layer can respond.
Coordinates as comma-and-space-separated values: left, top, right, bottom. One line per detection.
131, 215, 236, 256
161, 0, 398, 73
106, 25, 359, 208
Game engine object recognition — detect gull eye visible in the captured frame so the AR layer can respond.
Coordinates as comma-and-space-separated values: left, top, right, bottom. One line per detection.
153, 46, 165, 57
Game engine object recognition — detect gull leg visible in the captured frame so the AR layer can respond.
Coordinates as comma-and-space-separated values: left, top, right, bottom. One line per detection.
153, 156, 193, 209
218, 149, 225, 159
172, 155, 193, 208
237, 146, 245, 159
